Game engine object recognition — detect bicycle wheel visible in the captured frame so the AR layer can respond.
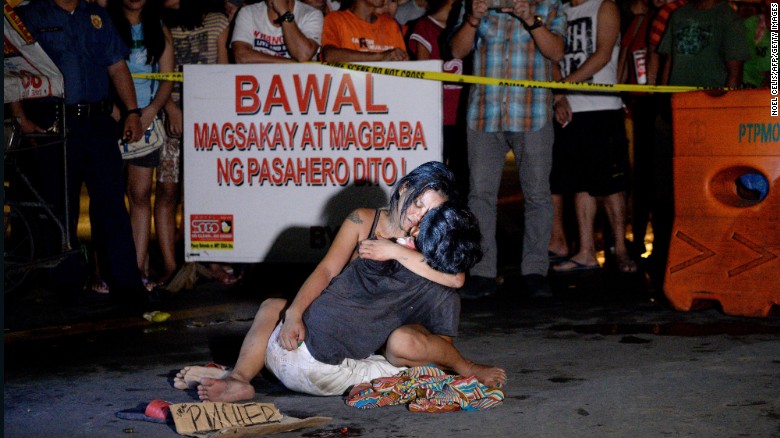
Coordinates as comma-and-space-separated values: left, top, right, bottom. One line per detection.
4, 204, 35, 296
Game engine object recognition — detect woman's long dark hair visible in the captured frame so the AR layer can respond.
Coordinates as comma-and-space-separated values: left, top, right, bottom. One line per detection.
108, 0, 166, 66
388, 161, 460, 226
162, 0, 208, 30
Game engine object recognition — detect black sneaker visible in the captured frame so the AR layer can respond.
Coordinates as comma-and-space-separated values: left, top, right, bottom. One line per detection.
522, 274, 552, 298
459, 276, 498, 300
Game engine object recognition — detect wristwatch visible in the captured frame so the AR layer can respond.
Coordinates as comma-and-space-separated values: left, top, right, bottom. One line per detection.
523, 15, 544, 31
275, 11, 295, 24
126, 108, 142, 117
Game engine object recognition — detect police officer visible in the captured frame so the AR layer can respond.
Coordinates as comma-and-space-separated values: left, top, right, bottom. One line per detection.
10, 0, 149, 306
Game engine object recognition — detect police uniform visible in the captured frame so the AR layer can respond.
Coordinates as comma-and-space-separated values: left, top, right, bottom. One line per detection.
17, 0, 145, 301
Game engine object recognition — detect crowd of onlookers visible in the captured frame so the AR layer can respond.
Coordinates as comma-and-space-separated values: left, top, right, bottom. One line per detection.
7, 0, 770, 306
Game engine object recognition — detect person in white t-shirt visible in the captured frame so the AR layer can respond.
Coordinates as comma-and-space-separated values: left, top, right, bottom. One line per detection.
231, 0, 323, 62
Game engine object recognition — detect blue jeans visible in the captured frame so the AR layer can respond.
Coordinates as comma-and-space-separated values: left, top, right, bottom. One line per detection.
467, 122, 554, 278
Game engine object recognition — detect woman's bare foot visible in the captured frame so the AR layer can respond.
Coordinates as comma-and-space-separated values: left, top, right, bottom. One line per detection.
173, 365, 230, 390
465, 363, 507, 388
198, 376, 255, 402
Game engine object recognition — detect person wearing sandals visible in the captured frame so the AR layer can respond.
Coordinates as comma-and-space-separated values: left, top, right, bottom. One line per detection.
548, 0, 638, 274
158, 0, 232, 287
12, 0, 150, 306
107, 0, 175, 290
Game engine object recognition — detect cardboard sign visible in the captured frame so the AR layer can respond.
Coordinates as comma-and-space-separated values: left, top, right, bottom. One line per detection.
171, 402, 282, 435
182, 61, 443, 264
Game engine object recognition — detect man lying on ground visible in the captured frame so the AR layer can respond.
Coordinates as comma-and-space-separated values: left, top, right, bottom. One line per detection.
174, 194, 505, 400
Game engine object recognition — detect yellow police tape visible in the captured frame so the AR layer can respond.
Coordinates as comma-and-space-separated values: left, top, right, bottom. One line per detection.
132, 62, 722, 93
132, 72, 184, 82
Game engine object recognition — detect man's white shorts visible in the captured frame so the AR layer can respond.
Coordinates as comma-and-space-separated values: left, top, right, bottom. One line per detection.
264, 324, 404, 396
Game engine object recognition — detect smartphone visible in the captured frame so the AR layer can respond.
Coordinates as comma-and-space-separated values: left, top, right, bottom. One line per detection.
487, 0, 514, 9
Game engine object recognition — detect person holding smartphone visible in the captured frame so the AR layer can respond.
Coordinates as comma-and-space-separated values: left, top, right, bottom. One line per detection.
450, 0, 566, 299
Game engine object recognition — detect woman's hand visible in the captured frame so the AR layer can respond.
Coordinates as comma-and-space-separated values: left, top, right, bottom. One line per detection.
165, 105, 183, 137
140, 106, 156, 132
358, 238, 402, 261
279, 310, 306, 350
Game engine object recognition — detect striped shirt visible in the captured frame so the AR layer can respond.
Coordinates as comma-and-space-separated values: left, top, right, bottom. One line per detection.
647, 0, 687, 48
170, 12, 230, 103
462, 1, 565, 133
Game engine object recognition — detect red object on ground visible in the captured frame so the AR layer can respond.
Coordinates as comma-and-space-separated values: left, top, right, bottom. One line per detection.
145, 399, 172, 420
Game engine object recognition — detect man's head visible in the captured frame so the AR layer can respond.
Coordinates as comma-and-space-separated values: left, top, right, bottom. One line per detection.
416, 202, 482, 274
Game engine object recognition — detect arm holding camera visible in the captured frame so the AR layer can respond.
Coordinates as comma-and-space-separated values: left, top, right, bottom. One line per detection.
507, 0, 564, 62
450, 0, 488, 59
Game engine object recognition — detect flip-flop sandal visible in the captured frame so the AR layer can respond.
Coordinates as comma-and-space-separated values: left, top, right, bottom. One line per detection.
142, 277, 158, 292
552, 259, 601, 272
209, 265, 240, 285
90, 279, 110, 294
548, 251, 569, 264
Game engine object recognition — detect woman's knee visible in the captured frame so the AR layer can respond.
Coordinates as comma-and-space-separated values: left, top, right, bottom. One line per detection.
258, 298, 287, 318
155, 184, 179, 205
386, 325, 428, 360
127, 185, 152, 206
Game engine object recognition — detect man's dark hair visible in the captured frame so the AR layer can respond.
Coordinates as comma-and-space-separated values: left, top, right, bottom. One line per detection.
416, 202, 482, 274
388, 161, 460, 226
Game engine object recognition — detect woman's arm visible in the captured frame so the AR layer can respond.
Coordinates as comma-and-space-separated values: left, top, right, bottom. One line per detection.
217, 22, 230, 64
278, 208, 375, 350
357, 239, 466, 288
141, 25, 175, 129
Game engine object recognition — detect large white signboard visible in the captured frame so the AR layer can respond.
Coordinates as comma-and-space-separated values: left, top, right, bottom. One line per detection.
183, 62, 443, 263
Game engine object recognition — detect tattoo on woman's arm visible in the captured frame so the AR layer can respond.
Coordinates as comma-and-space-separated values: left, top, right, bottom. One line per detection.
347, 211, 363, 224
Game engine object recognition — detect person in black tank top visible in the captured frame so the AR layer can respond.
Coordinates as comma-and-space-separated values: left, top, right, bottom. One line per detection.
173, 162, 506, 400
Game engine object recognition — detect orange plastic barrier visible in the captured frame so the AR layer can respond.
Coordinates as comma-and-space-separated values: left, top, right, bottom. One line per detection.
665, 90, 780, 317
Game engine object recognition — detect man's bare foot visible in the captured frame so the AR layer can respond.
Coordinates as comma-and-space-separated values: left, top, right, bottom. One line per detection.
173, 366, 230, 390
465, 363, 507, 388
198, 376, 255, 402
